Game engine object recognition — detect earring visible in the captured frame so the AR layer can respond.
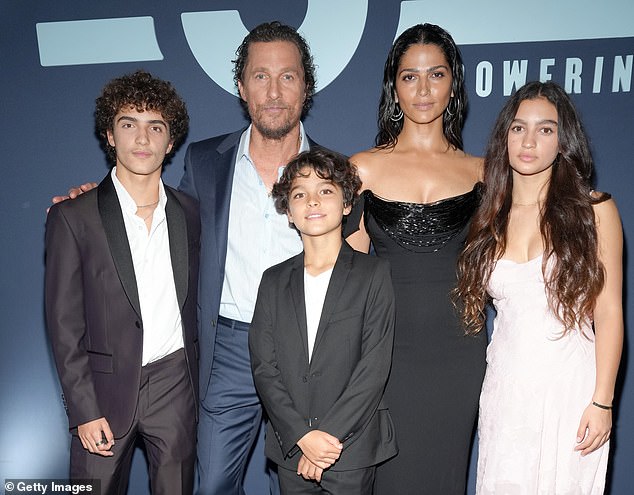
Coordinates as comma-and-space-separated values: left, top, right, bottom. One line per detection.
445, 97, 459, 117
390, 104, 403, 122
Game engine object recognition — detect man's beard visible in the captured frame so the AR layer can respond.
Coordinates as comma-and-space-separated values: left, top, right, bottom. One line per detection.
252, 107, 300, 140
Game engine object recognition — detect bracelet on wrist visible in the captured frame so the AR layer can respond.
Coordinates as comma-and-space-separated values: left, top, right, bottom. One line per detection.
591, 401, 613, 410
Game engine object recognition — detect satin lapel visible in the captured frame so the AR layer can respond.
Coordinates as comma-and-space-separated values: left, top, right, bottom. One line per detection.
289, 253, 310, 363
165, 188, 188, 311
311, 243, 353, 357
97, 174, 141, 319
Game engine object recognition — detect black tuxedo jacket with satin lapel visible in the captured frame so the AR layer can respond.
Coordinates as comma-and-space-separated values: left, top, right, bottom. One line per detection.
249, 241, 398, 471
178, 128, 321, 402
45, 173, 200, 437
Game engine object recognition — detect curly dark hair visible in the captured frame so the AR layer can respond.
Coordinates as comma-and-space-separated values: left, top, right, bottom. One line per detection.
376, 23, 467, 150
272, 148, 361, 215
455, 81, 608, 334
95, 70, 189, 165
232, 21, 316, 117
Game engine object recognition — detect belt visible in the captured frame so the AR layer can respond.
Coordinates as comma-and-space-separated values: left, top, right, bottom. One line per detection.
217, 315, 250, 331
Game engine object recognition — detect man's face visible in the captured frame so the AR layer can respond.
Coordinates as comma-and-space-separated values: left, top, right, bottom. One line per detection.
106, 106, 173, 181
238, 41, 307, 140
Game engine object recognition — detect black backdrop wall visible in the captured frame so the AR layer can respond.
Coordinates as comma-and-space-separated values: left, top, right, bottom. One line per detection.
1, 1, 631, 493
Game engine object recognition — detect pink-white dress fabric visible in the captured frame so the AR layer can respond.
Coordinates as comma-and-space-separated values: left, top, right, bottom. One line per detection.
476, 254, 609, 494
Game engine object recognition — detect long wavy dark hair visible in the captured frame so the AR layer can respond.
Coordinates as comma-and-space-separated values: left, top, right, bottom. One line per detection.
455, 81, 608, 334
376, 23, 467, 150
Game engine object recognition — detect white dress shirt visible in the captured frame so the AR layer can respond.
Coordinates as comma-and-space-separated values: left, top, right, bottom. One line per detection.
219, 124, 309, 323
111, 168, 184, 366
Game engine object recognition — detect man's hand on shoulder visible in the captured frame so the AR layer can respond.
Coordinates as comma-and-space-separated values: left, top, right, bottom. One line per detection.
50, 182, 98, 211
77, 417, 115, 456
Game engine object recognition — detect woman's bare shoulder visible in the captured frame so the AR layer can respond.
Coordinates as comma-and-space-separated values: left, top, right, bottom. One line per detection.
350, 147, 394, 184
457, 151, 484, 181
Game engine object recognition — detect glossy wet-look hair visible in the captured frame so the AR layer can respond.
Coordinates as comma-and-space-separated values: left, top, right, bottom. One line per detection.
376, 23, 467, 150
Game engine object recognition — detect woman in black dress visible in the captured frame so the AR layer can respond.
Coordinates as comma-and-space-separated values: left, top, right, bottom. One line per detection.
346, 24, 486, 494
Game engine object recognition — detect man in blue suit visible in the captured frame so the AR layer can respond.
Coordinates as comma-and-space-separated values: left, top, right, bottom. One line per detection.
179, 22, 323, 494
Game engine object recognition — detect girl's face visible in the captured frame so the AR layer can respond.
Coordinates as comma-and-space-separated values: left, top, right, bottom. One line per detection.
394, 43, 453, 126
507, 97, 560, 179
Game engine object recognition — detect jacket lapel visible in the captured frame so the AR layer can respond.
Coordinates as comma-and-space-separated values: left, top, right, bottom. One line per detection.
97, 174, 142, 319
311, 242, 353, 358
289, 253, 310, 363
214, 129, 243, 269
165, 188, 188, 311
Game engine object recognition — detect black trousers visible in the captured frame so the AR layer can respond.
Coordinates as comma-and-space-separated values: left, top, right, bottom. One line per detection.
277, 464, 376, 495
70, 349, 196, 495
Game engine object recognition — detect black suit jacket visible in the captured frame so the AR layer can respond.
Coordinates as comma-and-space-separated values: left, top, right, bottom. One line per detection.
249, 242, 398, 471
45, 173, 200, 437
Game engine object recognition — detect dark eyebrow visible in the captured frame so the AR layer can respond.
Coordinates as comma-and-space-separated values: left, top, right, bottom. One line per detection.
251, 67, 301, 74
398, 64, 449, 75
289, 178, 333, 193
512, 118, 559, 126
289, 184, 304, 194
116, 115, 168, 127
425, 64, 450, 73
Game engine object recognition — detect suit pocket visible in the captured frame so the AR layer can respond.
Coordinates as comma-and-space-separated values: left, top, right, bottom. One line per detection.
87, 350, 113, 373
328, 308, 362, 324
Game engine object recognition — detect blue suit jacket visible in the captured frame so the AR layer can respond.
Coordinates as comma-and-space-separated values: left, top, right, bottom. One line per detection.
179, 128, 320, 401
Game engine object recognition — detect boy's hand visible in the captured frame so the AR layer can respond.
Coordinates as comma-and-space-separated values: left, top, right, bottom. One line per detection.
296, 430, 342, 468
77, 417, 115, 456
297, 454, 324, 482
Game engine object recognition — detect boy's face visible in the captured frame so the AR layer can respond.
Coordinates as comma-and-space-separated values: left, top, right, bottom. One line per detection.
107, 105, 173, 181
286, 167, 351, 239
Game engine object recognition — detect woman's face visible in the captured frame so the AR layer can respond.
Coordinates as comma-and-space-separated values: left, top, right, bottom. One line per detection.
507, 97, 560, 180
393, 43, 453, 126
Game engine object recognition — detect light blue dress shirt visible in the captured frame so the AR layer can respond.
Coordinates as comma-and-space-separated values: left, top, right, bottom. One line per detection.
218, 124, 309, 323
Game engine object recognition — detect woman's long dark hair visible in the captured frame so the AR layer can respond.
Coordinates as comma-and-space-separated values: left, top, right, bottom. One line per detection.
455, 81, 607, 334
376, 23, 467, 150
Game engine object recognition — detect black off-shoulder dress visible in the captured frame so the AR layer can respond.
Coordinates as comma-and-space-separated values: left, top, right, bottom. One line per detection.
345, 185, 487, 494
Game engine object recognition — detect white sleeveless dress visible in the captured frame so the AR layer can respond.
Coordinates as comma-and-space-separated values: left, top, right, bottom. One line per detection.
476, 254, 609, 494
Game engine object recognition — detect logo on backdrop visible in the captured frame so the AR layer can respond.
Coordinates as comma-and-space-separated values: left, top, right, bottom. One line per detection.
36, 0, 633, 97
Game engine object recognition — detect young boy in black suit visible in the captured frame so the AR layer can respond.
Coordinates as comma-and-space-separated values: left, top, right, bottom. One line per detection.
249, 149, 397, 494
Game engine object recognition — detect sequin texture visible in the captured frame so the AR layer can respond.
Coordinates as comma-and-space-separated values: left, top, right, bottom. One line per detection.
363, 183, 481, 253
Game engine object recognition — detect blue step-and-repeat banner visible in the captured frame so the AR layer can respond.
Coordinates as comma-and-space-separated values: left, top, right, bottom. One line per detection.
1, 1, 632, 493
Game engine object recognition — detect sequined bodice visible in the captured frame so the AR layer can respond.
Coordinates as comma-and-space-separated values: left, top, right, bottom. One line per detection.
363, 184, 481, 253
